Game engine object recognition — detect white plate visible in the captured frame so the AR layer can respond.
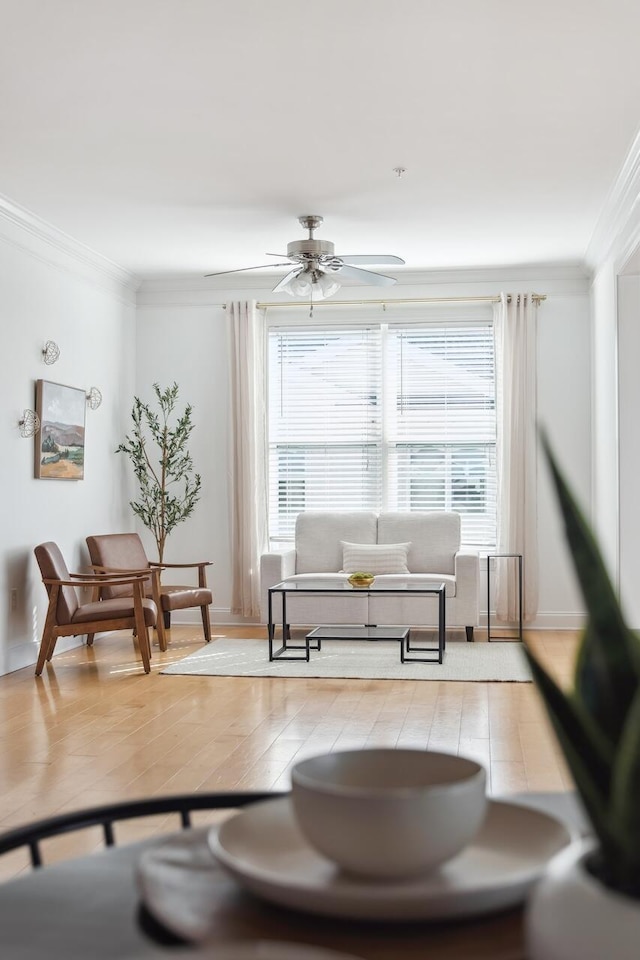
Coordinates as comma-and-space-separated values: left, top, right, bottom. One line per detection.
209, 795, 574, 922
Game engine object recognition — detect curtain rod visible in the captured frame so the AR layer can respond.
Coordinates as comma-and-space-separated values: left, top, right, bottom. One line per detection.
248, 293, 546, 310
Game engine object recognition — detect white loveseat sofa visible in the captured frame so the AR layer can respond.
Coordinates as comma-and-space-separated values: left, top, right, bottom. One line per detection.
260, 511, 479, 641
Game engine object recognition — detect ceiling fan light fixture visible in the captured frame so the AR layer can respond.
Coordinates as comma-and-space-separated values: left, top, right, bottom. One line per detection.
281, 267, 341, 301
314, 270, 341, 299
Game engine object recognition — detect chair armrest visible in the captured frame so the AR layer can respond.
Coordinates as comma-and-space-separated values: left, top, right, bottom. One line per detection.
83, 567, 154, 578
261, 549, 296, 584
454, 548, 480, 621
149, 560, 212, 590
87, 565, 162, 601
149, 561, 212, 569
260, 549, 296, 622
43, 573, 150, 589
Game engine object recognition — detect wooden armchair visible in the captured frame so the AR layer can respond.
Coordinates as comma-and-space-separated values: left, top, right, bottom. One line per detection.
33, 541, 157, 676
86, 533, 212, 650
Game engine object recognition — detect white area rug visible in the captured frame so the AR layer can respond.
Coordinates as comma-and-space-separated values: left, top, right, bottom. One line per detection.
161, 637, 532, 682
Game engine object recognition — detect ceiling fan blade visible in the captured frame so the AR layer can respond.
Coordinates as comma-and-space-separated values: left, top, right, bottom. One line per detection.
337, 255, 405, 266
336, 264, 398, 286
204, 263, 292, 278
272, 267, 303, 293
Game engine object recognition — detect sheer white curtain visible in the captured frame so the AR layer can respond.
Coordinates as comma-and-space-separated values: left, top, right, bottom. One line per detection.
493, 293, 539, 622
227, 300, 268, 618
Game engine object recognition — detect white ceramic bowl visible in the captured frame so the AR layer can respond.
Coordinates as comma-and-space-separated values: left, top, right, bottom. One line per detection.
291, 748, 487, 879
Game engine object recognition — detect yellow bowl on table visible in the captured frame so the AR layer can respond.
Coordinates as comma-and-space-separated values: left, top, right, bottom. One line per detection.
347, 572, 375, 588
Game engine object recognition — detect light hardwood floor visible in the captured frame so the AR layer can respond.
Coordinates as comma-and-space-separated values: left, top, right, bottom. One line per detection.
0, 625, 579, 879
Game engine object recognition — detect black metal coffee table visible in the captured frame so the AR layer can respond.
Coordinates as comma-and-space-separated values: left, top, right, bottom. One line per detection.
267, 579, 446, 664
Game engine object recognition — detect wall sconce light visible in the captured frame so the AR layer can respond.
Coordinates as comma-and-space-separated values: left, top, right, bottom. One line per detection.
42, 340, 60, 365
86, 386, 103, 410
18, 409, 40, 438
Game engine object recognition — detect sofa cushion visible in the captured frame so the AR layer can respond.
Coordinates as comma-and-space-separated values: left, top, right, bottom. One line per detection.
340, 541, 411, 575
295, 511, 378, 574
372, 573, 457, 597
377, 512, 460, 574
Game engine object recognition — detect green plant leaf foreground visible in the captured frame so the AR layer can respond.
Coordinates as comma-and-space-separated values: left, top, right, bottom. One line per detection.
540, 430, 640, 744
524, 647, 614, 836
610, 686, 640, 893
533, 430, 640, 895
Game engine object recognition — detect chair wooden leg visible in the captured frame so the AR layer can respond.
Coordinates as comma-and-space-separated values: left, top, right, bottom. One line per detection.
201, 605, 211, 643
35, 627, 55, 675
36, 588, 60, 675
466, 626, 474, 642
133, 583, 151, 674
155, 612, 168, 652
86, 633, 95, 646
139, 627, 152, 673
149, 568, 167, 651
131, 625, 151, 672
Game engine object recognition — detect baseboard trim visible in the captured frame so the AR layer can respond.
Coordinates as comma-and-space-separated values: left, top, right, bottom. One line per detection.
4, 636, 84, 677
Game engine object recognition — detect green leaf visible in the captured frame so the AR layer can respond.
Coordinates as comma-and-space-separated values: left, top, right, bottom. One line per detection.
611, 685, 640, 883
524, 647, 617, 860
573, 622, 622, 752
116, 383, 201, 559
540, 429, 640, 743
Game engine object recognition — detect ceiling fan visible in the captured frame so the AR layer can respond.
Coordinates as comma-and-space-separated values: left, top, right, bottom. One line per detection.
204, 215, 405, 302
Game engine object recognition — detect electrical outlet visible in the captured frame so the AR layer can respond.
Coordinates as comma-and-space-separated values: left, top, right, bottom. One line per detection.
10, 588, 17, 612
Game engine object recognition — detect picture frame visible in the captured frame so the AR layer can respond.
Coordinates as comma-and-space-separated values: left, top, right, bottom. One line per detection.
34, 379, 86, 480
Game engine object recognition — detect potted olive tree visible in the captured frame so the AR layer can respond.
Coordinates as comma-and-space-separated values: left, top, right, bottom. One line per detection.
116, 382, 201, 565
525, 433, 640, 959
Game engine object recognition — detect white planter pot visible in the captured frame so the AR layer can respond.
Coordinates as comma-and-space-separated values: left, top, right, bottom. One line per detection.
526, 838, 640, 960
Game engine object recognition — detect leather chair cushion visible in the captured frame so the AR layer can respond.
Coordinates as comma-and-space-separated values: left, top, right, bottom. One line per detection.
160, 586, 212, 611
71, 597, 157, 626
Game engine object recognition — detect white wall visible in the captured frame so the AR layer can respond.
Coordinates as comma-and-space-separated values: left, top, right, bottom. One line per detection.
536, 292, 591, 627
134, 303, 232, 619
137, 266, 591, 630
0, 201, 138, 675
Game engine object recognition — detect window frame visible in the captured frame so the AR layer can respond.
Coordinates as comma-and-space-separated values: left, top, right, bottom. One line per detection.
265, 304, 496, 549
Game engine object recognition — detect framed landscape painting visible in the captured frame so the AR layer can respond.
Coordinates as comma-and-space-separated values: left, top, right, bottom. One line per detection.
35, 380, 86, 480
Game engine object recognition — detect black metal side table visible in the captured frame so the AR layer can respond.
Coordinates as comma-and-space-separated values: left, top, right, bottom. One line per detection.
486, 553, 523, 642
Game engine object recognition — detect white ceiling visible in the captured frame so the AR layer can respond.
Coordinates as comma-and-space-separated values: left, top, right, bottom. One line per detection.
1, 0, 639, 281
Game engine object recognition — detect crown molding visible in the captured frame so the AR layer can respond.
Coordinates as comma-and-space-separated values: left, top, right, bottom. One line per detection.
0, 193, 140, 303
585, 125, 640, 271
392, 263, 589, 286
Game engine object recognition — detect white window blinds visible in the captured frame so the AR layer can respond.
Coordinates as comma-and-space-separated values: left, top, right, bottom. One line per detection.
386, 324, 496, 546
267, 316, 496, 547
268, 328, 382, 538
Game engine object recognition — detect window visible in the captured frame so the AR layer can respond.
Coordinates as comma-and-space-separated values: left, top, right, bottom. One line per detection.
267, 313, 496, 547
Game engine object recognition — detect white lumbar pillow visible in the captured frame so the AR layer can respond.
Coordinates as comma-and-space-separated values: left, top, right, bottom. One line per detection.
341, 541, 411, 575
